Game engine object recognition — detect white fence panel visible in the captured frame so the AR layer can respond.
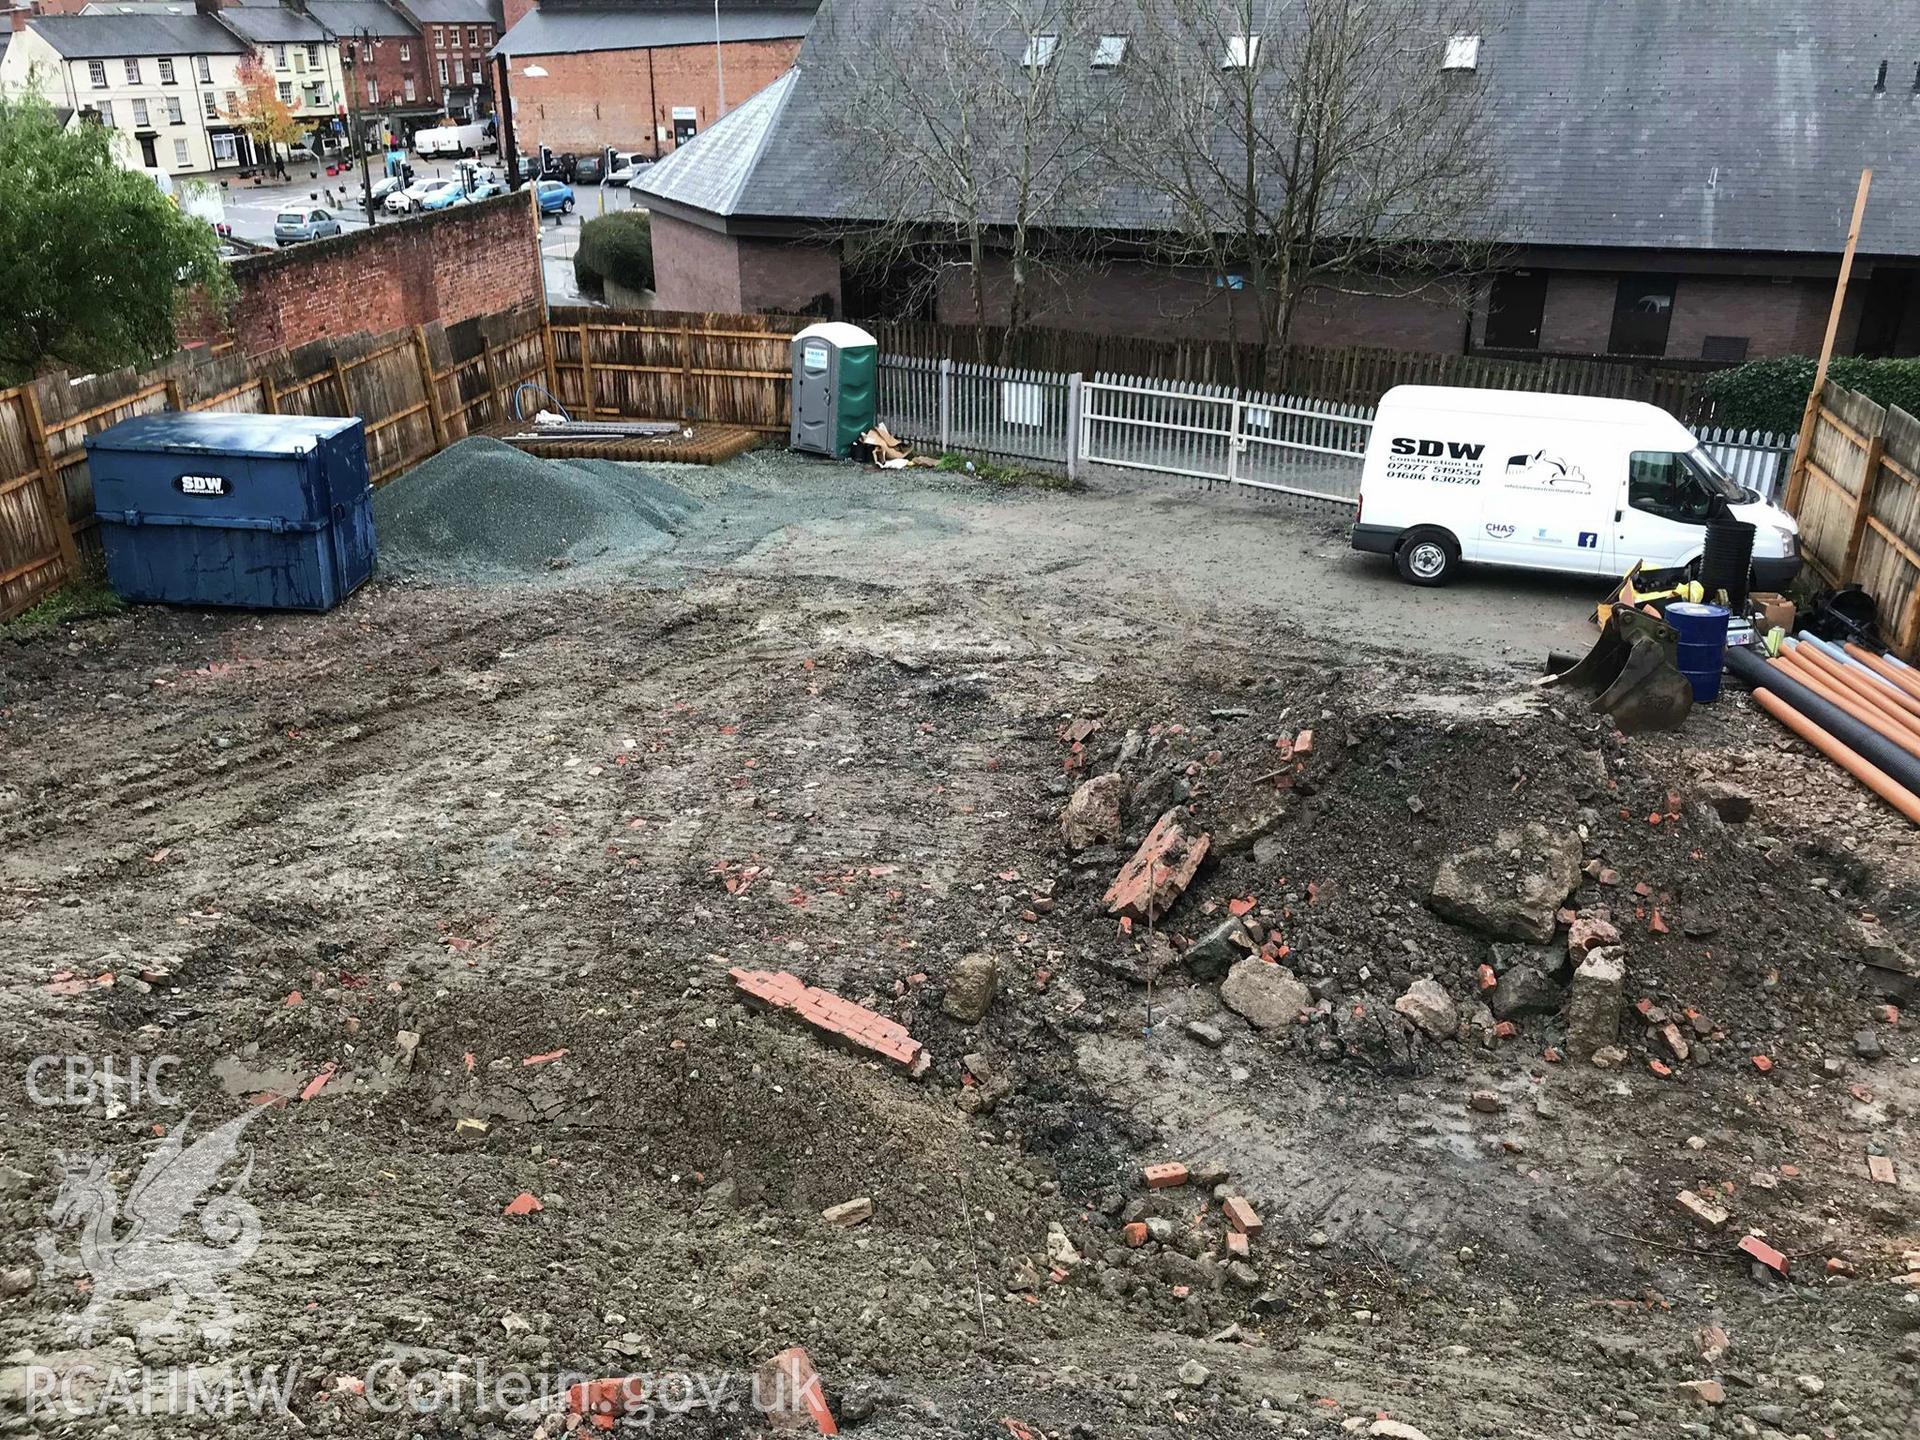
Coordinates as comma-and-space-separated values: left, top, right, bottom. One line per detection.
877, 355, 941, 448
1234, 391, 1374, 503
1081, 374, 1239, 483
1696, 424, 1795, 504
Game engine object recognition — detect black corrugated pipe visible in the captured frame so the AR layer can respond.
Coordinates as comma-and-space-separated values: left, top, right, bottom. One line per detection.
1726, 644, 1920, 795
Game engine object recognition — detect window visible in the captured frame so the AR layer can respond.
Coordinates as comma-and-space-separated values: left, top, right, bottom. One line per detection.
307, 43, 320, 67
467, 25, 477, 47
203, 91, 218, 118
1022, 34, 1058, 68
293, 49, 307, 73
1483, 270, 1547, 350
400, 42, 411, 60
453, 59, 466, 85
362, 42, 374, 61
196, 55, 211, 83
212, 133, 238, 164
1442, 34, 1481, 70
131, 98, 149, 127
1222, 34, 1259, 68
273, 45, 288, 69
480, 27, 491, 45
367, 79, 378, 104
96, 100, 115, 127
1701, 334, 1750, 363
1091, 34, 1128, 68
173, 138, 189, 167
158, 58, 175, 84
1608, 274, 1677, 356
278, 81, 294, 104
124, 59, 142, 84
437, 59, 449, 85
166, 95, 183, 124
404, 77, 415, 101
88, 60, 107, 88
432, 26, 444, 49
1628, 450, 1742, 525
225, 90, 238, 112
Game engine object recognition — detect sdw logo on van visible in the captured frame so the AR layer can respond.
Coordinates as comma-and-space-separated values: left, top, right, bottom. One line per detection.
1390, 437, 1487, 460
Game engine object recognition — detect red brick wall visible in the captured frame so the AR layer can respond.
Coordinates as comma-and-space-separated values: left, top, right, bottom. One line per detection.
213, 192, 542, 357
511, 38, 801, 157
339, 35, 439, 121
650, 212, 744, 313
1482, 268, 1847, 361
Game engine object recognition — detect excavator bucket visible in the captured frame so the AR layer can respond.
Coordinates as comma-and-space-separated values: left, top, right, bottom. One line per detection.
1536, 607, 1695, 733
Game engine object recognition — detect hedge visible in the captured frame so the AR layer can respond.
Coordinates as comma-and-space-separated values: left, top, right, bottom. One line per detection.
1699, 355, 1920, 434
572, 211, 653, 298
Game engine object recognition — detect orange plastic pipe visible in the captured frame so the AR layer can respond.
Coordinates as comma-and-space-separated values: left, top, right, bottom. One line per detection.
1795, 644, 1920, 738
1799, 642, 1920, 722
1772, 653, 1920, 760
1845, 643, 1920, 702
1752, 687, 1920, 824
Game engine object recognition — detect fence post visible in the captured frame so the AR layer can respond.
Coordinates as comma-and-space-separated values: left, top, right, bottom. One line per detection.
1066, 373, 1082, 482
938, 357, 953, 451
1840, 422, 1888, 581
412, 325, 449, 452
18, 383, 79, 576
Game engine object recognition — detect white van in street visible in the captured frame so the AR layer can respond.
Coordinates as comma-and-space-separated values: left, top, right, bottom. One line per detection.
1351, 386, 1800, 587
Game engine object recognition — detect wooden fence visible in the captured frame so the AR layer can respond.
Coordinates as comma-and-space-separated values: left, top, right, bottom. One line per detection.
0, 303, 548, 622
870, 320, 1715, 417
545, 307, 806, 433
1790, 381, 1920, 657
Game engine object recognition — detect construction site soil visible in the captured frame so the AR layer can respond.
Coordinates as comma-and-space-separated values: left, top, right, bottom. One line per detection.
0, 455, 1915, 1439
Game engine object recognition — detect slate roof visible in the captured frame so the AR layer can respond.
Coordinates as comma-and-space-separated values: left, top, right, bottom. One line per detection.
218, 6, 331, 42
494, 1, 815, 57
29, 13, 248, 58
636, 68, 795, 214
403, 0, 504, 26
304, 1, 419, 39
655, 0, 1920, 258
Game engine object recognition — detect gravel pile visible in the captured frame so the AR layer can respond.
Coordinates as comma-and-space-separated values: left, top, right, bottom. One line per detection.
374, 437, 702, 579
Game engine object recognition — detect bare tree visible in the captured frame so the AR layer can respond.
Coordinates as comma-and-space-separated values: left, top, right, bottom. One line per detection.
823, 0, 1115, 361
1118, 0, 1507, 387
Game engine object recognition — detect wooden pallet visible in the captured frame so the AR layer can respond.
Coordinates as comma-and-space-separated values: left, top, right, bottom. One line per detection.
477, 419, 763, 465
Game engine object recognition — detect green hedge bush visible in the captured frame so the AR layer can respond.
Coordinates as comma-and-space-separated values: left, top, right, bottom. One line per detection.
1699, 355, 1920, 434
573, 211, 653, 298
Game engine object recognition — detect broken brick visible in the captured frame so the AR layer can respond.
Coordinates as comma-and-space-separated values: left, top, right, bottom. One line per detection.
1293, 729, 1314, 756
1225, 1230, 1250, 1258
1103, 813, 1211, 922
1467, 1090, 1502, 1113
1751, 1054, 1773, 1074
1737, 1234, 1789, 1276
503, 1192, 543, 1217
1477, 964, 1497, 992
1648, 1059, 1673, 1078
1221, 1196, 1262, 1235
1123, 1222, 1149, 1248
1866, 1154, 1897, 1185
1144, 1162, 1190, 1189
1674, 1379, 1725, 1406
1676, 1189, 1729, 1231
755, 1346, 838, 1435
730, 967, 929, 1076
1826, 1257, 1855, 1277
567, 1377, 649, 1432
1493, 1020, 1518, 1040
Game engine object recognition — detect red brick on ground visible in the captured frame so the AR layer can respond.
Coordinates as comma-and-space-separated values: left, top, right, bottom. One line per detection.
1103, 813, 1211, 921
756, 1345, 839, 1434
730, 967, 928, 1075
1866, 1153, 1897, 1185
1143, 1162, 1190, 1189
1222, 1196, 1262, 1235
1737, 1234, 1789, 1275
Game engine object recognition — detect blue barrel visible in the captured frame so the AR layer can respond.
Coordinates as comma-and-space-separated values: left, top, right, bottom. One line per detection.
1666, 601, 1731, 702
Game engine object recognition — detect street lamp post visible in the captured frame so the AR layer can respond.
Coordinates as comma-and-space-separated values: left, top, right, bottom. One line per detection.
713, 0, 725, 117
340, 37, 377, 224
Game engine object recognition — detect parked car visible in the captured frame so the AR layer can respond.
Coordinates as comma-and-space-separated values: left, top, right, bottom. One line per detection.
572, 152, 605, 186
604, 151, 652, 187
368, 174, 405, 204
465, 175, 508, 201
534, 180, 575, 215
286, 144, 317, 163
418, 182, 470, 213
273, 207, 341, 245
387, 177, 459, 213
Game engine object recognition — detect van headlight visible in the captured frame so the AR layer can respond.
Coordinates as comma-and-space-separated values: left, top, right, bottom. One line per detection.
1773, 527, 1797, 557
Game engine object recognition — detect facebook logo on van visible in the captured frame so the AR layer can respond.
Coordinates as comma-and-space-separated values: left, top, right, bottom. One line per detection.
1578, 532, 1599, 549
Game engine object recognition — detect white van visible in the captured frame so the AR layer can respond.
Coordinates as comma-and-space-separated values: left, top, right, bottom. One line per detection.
1351, 386, 1800, 587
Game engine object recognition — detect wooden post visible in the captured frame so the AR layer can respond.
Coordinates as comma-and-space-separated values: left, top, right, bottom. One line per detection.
260, 367, 280, 414
412, 325, 449, 451
1839, 423, 1888, 581
164, 376, 185, 412
540, 311, 560, 405
679, 316, 694, 421
481, 336, 503, 426
579, 322, 597, 419
18, 384, 79, 574
332, 357, 353, 417
1786, 168, 1872, 513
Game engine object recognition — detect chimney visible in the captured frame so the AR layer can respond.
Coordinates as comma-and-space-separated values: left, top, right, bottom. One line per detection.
193, 0, 225, 14
501, 0, 537, 36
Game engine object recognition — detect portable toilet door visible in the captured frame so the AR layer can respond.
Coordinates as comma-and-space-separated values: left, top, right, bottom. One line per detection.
789, 321, 878, 457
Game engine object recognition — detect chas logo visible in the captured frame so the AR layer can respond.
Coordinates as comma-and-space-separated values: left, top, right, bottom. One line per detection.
174, 475, 229, 497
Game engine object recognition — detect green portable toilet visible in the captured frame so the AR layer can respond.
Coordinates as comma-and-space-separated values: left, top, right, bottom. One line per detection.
789, 322, 878, 457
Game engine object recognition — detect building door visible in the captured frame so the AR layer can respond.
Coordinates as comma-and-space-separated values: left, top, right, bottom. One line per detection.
137, 134, 158, 167
672, 106, 697, 146
1607, 274, 1677, 357
1857, 268, 1920, 357
1484, 270, 1547, 350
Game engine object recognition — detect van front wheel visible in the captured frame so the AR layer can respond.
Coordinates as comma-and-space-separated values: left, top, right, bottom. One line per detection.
1395, 528, 1459, 586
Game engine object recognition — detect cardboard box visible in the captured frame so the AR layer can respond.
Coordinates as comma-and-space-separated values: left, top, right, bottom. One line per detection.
1751, 592, 1795, 633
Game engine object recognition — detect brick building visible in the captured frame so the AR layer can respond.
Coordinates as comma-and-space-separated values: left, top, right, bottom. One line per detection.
401, 0, 499, 119
638, 0, 1920, 363
305, 0, 442, 143
491, 0, 814, 159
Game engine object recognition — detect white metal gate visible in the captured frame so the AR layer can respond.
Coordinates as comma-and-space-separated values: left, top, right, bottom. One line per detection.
1078, 375, 1371, 505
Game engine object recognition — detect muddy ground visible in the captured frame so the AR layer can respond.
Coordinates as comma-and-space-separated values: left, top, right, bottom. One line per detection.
0, 459, 1916, 1438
